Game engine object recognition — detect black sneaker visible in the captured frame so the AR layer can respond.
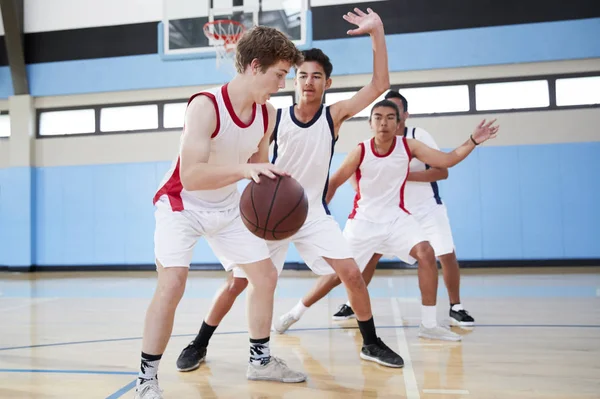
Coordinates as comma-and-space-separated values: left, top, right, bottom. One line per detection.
360, 338, 404, 368
332, 304, 356, 321
449, 308, 475, 327
176, 342, 207, 372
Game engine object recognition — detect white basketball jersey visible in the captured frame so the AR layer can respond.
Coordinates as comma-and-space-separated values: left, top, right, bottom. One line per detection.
402, 126, 443, 211
272, 104, 336, 219
349, 136, 412, 223
154, 84, 268, 211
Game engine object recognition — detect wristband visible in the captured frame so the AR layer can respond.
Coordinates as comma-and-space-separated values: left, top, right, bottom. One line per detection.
470, 135, 479, 146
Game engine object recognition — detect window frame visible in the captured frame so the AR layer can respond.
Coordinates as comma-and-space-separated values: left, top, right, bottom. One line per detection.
35, 71, 600, 138
0, 110, 9, 139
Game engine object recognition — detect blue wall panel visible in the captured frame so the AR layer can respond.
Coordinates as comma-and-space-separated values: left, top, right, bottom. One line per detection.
0, 167, 33, 266
1, 141, 596, 268
23, 18, 600, 97
559, 142, 600, 258
0, 66, 14, 99
518, 145, 565, 259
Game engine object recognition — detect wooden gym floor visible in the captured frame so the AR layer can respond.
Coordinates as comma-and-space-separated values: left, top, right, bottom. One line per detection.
1, 266, 599, 398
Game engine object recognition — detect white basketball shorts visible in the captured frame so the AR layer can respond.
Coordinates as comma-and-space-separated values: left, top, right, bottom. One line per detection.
233, 214, 353, 278
412, 203, 455, 258
343, 212, 428, 270
154, 200, 270, 270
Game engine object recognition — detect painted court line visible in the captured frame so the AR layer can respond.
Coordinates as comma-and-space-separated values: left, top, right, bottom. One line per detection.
391, 296, 420, 399
106, 379, 137, 399
0, 368, 137, 376
422, 389, 470, 395
1, 324, 599, 352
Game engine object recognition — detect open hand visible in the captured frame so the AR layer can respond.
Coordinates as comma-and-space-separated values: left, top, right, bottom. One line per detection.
472, 119, 500, 145
343, 8, 383, 36
243, 163, 289, 184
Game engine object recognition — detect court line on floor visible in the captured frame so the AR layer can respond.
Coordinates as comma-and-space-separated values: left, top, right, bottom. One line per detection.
0, 368, 137, 375
391, 295, 420, 399
106, 379, 137, 399
1, 324, 599, 352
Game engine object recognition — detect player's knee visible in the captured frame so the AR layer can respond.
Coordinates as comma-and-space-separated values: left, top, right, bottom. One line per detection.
413, 242, 436, 264
158, 271, 187, 303
336, 260, 363, 288
228, 277, 249, 296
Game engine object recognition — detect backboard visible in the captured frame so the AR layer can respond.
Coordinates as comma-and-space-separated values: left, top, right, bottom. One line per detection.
159, 0, 312, 62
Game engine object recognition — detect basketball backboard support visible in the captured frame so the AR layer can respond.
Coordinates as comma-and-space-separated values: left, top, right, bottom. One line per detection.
159, 0, 311, 63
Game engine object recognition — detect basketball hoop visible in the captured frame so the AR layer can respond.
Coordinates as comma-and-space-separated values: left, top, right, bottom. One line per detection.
203, 20, 246, 71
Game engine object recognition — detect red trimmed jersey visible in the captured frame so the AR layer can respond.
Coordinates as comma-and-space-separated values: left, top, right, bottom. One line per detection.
153, 83, 268, 212
349, 136, 412, 223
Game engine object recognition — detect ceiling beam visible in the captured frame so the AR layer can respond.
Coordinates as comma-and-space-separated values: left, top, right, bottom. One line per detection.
0, 0, 29, 95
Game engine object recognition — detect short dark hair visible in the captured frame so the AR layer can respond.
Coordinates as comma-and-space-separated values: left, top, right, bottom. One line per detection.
297, 48, 333, 79
370, 99, 400, 121
384, 90, 408, 112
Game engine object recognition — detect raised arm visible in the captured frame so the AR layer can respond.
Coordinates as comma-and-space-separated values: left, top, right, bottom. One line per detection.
180, 97, 283, 190
329, 8, 389, 133
325, 144, 364, 204
408, 119, 500, 168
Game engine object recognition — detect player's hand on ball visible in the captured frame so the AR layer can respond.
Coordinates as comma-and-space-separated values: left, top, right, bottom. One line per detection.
343, 8, 383, 36
471, 119, 500, 145
244, 163, 289, 183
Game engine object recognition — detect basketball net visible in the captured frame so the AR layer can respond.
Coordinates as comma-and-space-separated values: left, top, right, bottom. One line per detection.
203, 20, 246, 76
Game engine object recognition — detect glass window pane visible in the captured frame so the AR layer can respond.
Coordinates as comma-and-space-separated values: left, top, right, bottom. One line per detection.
556, 76, 600, 106
164, 102, 187, 128
268, 95, 294, 109
0, 114, 10, 137
476, 80, 549, 111
39, 109, 96, 136
400, 85, 470, 114
100, 104, 158, 132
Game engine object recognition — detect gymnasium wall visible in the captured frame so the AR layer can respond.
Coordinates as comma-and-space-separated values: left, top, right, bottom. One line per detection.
0, 0, 599, 269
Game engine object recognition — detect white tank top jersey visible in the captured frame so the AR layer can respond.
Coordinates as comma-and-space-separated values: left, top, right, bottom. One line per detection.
271, 104, 336, 219
349, 136, 412, 223
402, 126, 443, 211
153, 83, 268, 212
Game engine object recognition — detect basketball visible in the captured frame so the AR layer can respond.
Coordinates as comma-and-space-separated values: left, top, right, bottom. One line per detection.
240, 175, 309, 240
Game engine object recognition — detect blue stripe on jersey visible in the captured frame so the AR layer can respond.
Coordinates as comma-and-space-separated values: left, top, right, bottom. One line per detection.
270, 108, 283, 164
321, 106, 337, 215
425, 164, 443, 205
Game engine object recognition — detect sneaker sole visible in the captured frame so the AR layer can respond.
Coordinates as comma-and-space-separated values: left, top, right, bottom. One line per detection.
247, 375, 307, 383
359, 352, 404, 368
449, 318, 475, 327
332, 314, 357, 321
418, 332, 462, 342
176, 356, 205, 372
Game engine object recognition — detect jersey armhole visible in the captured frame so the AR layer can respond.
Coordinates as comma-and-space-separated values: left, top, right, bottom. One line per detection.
358, 142, 366, 166
187, 92, 221, 139
261, 104, 268, 134
402, 136, 412, 160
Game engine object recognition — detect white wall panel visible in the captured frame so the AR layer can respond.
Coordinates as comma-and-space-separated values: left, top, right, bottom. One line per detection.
24, 0, 163, 33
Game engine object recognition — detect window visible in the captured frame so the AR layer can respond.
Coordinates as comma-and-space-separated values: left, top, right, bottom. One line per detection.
39, 109, 96, 136
268, 95, 294, 109
100, 104, 158, 132
476, 80, 549, 111
400, 85, 470, 114
164, 102, 187, 128
556, 76, 600, 106
0, 113, 9, 137
325, 91, 389, 118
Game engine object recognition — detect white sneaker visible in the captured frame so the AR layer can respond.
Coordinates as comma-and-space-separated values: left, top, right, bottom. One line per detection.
418, 324, 462, 342
273, 312, 298, 334
134, 379, 163, 399
247, 356, 307, 383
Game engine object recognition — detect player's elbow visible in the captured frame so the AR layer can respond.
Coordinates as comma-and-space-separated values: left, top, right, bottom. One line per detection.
372, 77, 390, 94
439, 168, 449, 180
180, 169, 207, 191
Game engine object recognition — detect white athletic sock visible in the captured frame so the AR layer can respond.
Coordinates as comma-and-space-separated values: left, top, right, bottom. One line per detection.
290, 301, 308, 320
421, 305, 437, 328
451, 303, 464, 311
345, 300, 351, 307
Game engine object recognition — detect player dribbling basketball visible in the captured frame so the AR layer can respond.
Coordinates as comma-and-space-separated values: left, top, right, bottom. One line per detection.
135, 26, 304, 399
177, 7, 405, 372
